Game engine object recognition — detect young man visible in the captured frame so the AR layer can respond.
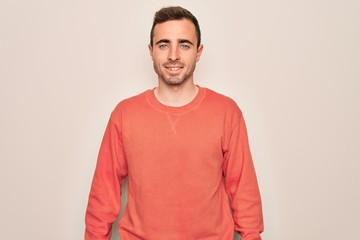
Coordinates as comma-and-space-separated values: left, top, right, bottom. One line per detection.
85, 6, 264, 240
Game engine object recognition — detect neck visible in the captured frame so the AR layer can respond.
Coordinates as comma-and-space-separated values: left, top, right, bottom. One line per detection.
155, 81, 198, 107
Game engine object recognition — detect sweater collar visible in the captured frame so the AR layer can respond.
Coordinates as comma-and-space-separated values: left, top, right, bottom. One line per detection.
146, 85, 206, 114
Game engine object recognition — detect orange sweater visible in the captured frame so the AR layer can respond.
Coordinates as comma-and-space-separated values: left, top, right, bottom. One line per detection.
85, 87, 263, 240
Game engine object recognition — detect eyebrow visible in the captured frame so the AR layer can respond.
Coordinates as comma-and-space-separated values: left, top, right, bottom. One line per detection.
155, 39, 194, 45
155, 39, 170, 45
179, 39, 194, 45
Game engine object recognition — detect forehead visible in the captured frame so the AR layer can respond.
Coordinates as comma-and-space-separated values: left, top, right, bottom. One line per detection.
153, 19, 197, 41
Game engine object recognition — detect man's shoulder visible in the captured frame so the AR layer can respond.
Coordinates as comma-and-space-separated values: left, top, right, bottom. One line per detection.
109, 90, 151, 120
202, 87, 245, 125
114, 90, 150, 109
203, 87, 241, 111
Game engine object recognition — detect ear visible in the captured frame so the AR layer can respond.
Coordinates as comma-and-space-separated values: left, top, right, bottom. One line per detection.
196, 44, 204, 62
148, 44, 153, 58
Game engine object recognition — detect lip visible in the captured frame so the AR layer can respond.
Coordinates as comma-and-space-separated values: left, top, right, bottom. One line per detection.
164, 65, 183, 73
166, 66, 182, 71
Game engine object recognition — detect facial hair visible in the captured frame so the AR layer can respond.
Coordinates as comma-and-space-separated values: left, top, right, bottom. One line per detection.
154, 60, 196, 86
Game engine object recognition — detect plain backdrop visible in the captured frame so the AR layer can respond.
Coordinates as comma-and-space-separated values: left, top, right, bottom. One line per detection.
1, 0, 359, 239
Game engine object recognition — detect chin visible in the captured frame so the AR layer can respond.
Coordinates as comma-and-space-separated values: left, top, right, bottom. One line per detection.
164, 79, 186, 86
162, 75, 186, 86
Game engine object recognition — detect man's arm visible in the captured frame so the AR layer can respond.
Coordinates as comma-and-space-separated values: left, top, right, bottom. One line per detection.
222, 112, 264, 240
85, 118, 128, 240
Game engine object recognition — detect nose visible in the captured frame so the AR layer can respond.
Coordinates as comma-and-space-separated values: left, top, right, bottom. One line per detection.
168, 46, 180, 61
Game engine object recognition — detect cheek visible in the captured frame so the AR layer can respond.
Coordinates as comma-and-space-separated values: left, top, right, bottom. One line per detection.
151, 56, 161, 65
186, 54, 199, 65
152, 50, 168, 59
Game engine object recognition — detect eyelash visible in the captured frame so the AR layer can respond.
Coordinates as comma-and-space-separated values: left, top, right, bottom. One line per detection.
158, 44, 190, 49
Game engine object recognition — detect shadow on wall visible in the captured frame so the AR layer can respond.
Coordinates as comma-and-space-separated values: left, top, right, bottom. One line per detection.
109, 178, 241, 240
111, 178, 128, 240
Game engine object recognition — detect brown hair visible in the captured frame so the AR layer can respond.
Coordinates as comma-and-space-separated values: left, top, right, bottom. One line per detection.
150, 6, 201, 47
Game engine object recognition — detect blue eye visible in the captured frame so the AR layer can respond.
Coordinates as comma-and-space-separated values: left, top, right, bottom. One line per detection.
159, 44, 168, 49
180, 45, 190, 49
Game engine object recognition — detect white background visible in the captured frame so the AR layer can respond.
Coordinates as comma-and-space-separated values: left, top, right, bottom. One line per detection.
1, 0, 359, 239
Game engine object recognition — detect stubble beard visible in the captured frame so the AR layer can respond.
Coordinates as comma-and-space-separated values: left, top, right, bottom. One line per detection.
162, 74, 187, 86
154, 62, 196, 87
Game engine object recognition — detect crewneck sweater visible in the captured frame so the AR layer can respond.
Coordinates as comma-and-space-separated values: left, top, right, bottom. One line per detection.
85, 86, 264, 240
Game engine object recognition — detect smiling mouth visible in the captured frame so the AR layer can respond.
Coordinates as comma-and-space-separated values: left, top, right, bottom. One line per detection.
166, 67, 182, 71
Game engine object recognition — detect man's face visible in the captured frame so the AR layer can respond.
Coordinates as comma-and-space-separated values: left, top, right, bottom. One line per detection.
149, 19, 203, 86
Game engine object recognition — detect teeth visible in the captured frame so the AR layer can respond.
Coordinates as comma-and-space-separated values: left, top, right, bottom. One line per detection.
168, 67, 180, 71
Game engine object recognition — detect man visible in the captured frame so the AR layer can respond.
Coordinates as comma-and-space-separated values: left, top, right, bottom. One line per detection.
85, 6, 264, 240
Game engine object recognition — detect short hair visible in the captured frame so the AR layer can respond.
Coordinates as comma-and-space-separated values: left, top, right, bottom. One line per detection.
150, 6, 201, 48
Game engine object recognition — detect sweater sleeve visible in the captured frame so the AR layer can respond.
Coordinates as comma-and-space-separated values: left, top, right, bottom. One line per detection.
222, 112, 264, 240
85, 117, 128, 240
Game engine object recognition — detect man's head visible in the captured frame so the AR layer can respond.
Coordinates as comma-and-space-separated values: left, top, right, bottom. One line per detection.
150, 6, 201, 48
148, 6, 203, 87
